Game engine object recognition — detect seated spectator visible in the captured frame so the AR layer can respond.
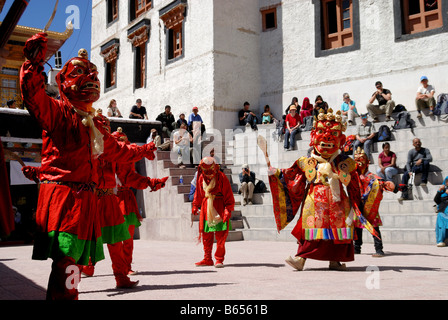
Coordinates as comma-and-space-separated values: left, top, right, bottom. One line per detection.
434, 176, 448, 247
238, 101, 258, 131
299, 97, 313, 122
341, 93, 359, 126
107, 99, 122, 118
416, 76, 436, 118
376, 142, 398, 182
398, 138, 433, 201
147, 128, 170, 151
129, 99, 148, 120
7, 99, 16, 109
188, 106, 206, 135
353, 113, 376, 162
176, 113, 188, 129
367, 81, 395, 122
285, 97, 300, 116
156, 105, 176, 138
173, 123, 193, 169
284, 105, 301, 151
313, 95, 328, 118
239, 164, 256, 206
261, 105, 276, 124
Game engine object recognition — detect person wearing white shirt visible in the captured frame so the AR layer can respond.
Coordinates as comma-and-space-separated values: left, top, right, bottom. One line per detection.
416, 76, 436, 118
173, 123, 193, 168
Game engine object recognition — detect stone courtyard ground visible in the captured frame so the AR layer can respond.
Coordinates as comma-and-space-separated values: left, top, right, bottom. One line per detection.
1, 239, 447, 303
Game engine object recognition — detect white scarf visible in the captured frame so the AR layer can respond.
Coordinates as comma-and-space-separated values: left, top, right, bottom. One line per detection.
72, 106, 104, 157
202, 177, 222, 227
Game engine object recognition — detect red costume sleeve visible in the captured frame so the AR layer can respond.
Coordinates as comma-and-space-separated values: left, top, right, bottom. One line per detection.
268, 161, 307, 232
116, 162, 149, 190
20, 39, 65, 134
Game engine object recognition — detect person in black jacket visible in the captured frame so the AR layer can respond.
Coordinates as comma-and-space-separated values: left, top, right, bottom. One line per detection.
239, 164, 256, 206
156, 105, 176, 138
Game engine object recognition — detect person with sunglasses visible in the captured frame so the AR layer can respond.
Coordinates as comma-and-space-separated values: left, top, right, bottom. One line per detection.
366, 81, 396, 123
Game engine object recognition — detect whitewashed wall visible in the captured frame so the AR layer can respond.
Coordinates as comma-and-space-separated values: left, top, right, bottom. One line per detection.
273, 0, 448, 116
91, 0, 215, 131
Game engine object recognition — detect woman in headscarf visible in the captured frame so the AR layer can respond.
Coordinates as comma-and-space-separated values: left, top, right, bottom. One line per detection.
434, 176, 448, 247
299, 97, 313, 122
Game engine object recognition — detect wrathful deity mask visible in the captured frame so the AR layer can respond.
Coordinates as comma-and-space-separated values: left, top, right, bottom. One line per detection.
310, 109, 347, 158
199, 157, 220, 183
55, 49, 100, 112
354, 147, 369, 175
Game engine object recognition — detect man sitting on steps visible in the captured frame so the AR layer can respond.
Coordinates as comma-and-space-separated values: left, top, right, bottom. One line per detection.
398, 138, 433, 201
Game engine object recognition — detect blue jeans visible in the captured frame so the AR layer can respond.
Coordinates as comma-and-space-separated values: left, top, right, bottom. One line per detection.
284, 129, 299, 150
353, 139, 373, 160
376, 166, 398, 181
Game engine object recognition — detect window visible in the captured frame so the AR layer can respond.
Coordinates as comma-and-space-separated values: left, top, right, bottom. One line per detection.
136, 0, 152, 18
127, 19, 150, 90
402, 0, 443, 34
160, 1, 187, 62
321, 0, 353, 49
100, 39, 119, 91
168, 24, 183, 59
107, 0, 119, 24
130, 0, 151, 21
135, 44, 146, 89
1, 67, 21, 107
261, 7, 277, 31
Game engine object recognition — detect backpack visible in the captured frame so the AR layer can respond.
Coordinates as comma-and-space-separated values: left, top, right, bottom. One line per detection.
377, 125, 392, 142
393, 111, 414, 129
434, 93, 448, 116
254, 180, 267, 193
343, 135, 356, 154
393, 104, 407, 113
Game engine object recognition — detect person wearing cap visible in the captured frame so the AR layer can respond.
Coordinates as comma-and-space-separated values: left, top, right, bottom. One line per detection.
416, 76, 436, 118
284, 105, 302, 151
239, 164, 256, 206
188, 106, 206, 135
353, 113, 376, 162
129, 99, 148, 120
367, 81, 395, 122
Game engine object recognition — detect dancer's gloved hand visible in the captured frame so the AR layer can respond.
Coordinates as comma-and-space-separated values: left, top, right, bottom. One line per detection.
23, 33, 48, 65
148, 177, 168, 192
223, 208, 232, 223
22, 166, 40, 183
144, 142, 157, 160
192, 206, 200, 216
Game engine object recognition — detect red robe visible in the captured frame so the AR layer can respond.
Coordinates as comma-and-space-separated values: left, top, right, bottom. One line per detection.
268, 154, 363, 262
20, 56, 152, 266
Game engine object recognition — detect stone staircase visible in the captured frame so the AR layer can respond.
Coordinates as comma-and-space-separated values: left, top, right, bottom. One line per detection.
227, 109, 448, 245
138, 140, 245, 242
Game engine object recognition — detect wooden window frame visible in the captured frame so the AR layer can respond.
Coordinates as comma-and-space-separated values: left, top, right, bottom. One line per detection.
100, 40, 119, 92
135, 0, 152, 19
321, 0, 353, 50
402, 0, 443, 34
107, 0, 119, 25
0, 67, 22, 107
160, 1, 187, 62
136, 43, 146, 89
261, 7, 277, 32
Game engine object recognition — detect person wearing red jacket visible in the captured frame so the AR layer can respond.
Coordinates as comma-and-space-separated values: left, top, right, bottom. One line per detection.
192, 157, 235, 268
113, 128, 168, 275
20, 33, 156, 300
